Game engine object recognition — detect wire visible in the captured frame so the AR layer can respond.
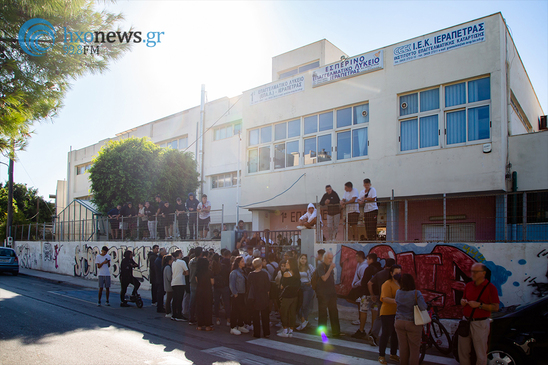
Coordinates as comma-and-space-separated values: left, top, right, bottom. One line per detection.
182, 95, 243, 154
239, 173, 306, 208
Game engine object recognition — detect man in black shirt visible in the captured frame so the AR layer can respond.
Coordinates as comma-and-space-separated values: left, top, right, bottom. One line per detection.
315, 252, 342, 337
186, 193, 199, 239
155, 195, 165, 239
160, 201, 175, 239
175, 197, 188, 240
120, 250, 140, 307
144, 201, 156, 239
319, 185, 341, 241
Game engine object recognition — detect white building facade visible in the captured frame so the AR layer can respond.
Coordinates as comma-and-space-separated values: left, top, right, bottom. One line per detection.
61, 13, 546, 239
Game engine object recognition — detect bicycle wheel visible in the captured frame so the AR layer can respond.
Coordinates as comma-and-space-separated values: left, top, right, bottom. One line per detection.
419, 330, 428, 364
430, 318, 452, 355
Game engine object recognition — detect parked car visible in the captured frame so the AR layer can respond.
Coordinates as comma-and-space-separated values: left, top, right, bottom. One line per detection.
0, 247, 19, 275
454, 295, 548, 365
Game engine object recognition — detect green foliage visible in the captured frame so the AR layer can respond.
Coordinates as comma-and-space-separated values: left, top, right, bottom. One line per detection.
0, 182, 55, 238
89, 138, 199, 213
0, 0, 131, 150
154, 148, 200, 203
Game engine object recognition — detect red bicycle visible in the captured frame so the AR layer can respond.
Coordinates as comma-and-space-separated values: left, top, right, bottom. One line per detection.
419, 295, 452, 364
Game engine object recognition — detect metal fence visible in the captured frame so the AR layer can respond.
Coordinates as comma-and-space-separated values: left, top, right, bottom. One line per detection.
13, 207, 225, 242
316, 190, 548, 243
238, 229, 302, 260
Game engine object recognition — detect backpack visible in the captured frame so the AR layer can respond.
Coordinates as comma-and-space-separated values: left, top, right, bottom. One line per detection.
267, 262, 279, 282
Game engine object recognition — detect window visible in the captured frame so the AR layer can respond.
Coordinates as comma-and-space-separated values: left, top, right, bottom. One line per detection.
445, 76, 491, 144
214, 122, 241, 141
336, 103, 369, 161
211, 172, 240, 189
399, 88, 440, 152
178, 137, 188, 149
76, 163, 92, 175
278, 61, 319, 79
246, 102, 368, 173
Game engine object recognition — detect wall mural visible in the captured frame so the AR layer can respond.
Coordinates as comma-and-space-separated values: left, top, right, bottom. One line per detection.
332, 243, 514, 319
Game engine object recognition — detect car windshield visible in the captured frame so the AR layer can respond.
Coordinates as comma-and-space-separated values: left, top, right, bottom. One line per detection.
0, 249, 15, 257
499, 296, 548, 314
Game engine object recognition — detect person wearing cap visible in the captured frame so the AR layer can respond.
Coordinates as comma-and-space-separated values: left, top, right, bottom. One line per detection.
175, 197, 188, 240
297, 203, 321, 229
197, 194, 212, 239
186, 193, 199, 239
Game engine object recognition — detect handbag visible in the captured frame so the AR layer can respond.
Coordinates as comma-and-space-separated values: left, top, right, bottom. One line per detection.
413, 290, 431, 325
457, 280, 489, 337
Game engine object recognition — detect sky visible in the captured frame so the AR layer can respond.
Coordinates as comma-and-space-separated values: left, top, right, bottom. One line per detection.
1, 0, 547, 201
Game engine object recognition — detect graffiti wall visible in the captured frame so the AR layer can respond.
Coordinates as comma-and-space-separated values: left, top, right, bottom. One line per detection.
315, 241, 548, 319
13, 240, 221, 288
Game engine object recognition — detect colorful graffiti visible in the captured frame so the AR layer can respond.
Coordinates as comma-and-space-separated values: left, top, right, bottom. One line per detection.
44, 242, 63, 269
334, 243, 512, 319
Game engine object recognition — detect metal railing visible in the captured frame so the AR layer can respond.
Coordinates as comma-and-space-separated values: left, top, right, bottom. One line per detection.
317, 190, 548, 243
13, 206, 225, 242
237, 229, 302, 260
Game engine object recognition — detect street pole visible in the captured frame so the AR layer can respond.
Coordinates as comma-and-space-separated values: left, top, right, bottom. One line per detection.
7, 156, 14, 245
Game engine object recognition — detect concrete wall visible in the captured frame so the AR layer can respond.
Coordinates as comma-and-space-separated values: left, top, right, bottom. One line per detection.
509, 131, 548, 191
315, 241, 548, 319
14, 240, 221, 290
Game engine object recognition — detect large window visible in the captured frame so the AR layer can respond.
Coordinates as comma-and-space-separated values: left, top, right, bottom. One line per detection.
214, 121, 242, 141
247, 102, 369, 173
398, 76, 490, 152
158, 135, 188, 150
211, 171, 240, 189
76, 163, 92, 175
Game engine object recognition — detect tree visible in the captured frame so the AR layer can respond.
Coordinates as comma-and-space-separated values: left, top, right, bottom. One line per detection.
0, 0, 131, 150
154, 148, 200, 203
0, 182, 55, 238
89, 137, 200, 213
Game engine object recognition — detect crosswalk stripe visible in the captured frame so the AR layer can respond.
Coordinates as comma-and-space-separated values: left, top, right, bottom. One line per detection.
289, 332, 457, 365
248, 338, 381, 365
203, 346, 292, 365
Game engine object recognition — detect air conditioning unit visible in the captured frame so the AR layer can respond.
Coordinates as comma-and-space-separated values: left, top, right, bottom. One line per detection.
401, 102, 408, 110
362, 110, 368, 117
539, 115, 547, 130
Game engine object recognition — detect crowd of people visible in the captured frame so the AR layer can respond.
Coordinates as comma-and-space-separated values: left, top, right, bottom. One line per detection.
106, 193, 212, 240
95, 244, 500, 365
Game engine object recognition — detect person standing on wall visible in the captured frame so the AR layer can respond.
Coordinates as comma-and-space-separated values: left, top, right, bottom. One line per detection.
186, 193, 199, 240
148, 245, 159, 306
358, 178, 379, 241
175, 197, 188, 240
340, 182, 360, 241
197, 194, 211, 239
155, 195, 165, 239
107, 205, 121, 240
458, 263, 500, 365
144, 201, 156, 240
319, 185, 341, 241
96, 246, 111, 306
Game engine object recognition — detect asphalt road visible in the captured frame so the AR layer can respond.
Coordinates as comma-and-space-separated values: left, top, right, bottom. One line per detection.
0, 274, 455, 365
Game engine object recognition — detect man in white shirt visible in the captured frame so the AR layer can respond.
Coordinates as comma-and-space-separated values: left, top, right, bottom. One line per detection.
346, 251, 368, 327
358, 178, 379, 241
197, 194, 211, 239
340, 181, 360, 241
96, 246, 111, 307
171, 249, 189, 321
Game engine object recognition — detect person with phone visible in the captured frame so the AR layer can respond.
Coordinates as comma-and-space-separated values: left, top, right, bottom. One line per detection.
96, 246, 111, 306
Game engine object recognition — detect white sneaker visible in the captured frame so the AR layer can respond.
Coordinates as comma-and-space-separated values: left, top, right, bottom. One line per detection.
277, 328, 289, 338
230, 328, 241, 335
246, 324, 253, 332
299, 320, 308, 330
277, 328, 285, 334
288, 329, 293, 337
238, 326, 249, 334
165, 313, 172, 318
352, 319, 361, 325
296, 226, 306, 230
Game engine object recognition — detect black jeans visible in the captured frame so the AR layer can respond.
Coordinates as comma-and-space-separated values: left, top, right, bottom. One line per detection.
188, 216, 197, 239
151, 283, 157, 303
317, 294, 340, 335
120, 277, 140, 302
230, 294, 245, 329
172, 285, 185, 319
252, 308, 270, 337
379, 314, 398, 357
364, 209, 378, 240
156, 284, 164, 311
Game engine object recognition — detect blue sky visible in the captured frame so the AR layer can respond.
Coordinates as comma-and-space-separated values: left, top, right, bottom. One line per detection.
1, 0, 546, 201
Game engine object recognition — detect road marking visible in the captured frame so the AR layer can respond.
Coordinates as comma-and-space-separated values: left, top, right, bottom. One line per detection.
203, 346, 291, 365
289, 332, 457, 364
248, 338, 380, 365
48, 290, 96, 305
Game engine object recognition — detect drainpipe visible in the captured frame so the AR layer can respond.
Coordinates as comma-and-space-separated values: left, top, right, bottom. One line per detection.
199, 84, 206, 196
512, 171, 517, 240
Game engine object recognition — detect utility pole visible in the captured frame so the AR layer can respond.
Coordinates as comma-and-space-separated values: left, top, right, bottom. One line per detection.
6, 147, 14, 245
